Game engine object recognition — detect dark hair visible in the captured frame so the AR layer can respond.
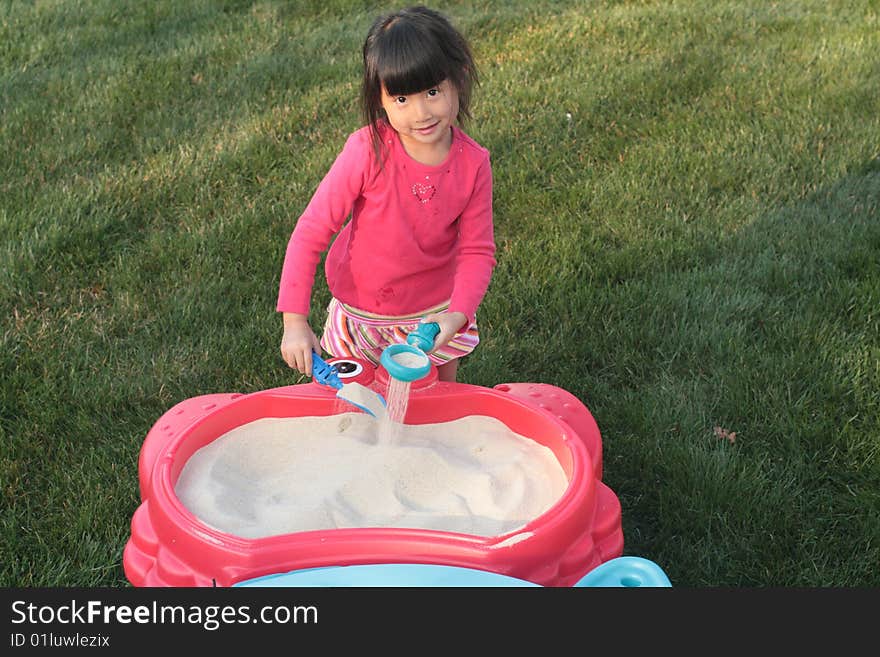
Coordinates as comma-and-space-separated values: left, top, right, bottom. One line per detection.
361, 5, 478, 162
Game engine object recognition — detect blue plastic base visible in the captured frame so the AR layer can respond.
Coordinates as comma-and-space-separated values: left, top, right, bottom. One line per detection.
234, 557, 671, 588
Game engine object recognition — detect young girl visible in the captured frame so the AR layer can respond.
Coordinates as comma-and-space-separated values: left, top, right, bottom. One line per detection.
277, 5, 496, 383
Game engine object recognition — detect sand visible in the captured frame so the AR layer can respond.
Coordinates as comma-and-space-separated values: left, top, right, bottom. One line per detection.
391, 350, 429, 367
174, 413, 568, 539
335, 382, 386, 417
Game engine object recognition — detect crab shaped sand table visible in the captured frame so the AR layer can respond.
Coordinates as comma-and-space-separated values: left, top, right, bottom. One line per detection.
124, 357, 624, 587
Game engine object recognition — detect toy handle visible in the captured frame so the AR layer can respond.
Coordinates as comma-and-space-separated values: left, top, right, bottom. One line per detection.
311, 350, 342, 389
573, 557, 672, 587
406, 321, 440, 352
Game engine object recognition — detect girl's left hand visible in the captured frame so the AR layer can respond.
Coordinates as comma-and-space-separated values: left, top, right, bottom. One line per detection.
421, 311, 468, 353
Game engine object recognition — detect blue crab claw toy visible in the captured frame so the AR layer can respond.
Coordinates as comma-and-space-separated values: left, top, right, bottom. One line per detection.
311, 350, 342, 389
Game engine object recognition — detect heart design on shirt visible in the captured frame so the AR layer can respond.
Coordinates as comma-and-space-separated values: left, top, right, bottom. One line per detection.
412, 182, 436, 204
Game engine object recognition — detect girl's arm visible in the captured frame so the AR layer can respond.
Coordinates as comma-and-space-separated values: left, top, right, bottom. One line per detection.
427, 154, 495, 351
445, 154, 496, 328
277, 131, 371, 315
276, 131, 372, 373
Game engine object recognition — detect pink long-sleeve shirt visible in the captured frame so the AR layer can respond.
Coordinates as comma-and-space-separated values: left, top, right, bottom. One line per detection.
277, 122, 496, 324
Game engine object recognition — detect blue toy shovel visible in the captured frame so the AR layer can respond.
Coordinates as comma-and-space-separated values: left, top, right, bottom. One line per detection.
379, 322, 441, 383
311, 351, 386, 418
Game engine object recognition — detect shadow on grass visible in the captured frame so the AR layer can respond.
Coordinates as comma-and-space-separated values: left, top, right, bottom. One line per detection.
478, 157, 879, 586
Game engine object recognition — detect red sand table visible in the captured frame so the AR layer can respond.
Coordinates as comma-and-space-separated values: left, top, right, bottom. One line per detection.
123, 357, 624, 587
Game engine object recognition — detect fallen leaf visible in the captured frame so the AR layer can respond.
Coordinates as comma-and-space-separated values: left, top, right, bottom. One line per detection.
713, 426, 737, 444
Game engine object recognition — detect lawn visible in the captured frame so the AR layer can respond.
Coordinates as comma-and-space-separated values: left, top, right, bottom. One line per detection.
2, 0, 878, 587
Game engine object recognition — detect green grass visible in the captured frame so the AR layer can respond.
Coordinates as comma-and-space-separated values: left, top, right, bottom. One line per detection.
2, 0, 878, 587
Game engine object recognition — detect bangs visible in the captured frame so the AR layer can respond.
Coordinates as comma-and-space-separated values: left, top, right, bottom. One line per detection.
361, 6, 478, 163
374, 27, 450, 96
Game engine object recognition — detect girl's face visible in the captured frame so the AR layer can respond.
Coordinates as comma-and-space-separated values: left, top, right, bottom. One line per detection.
380, 79, 459, 159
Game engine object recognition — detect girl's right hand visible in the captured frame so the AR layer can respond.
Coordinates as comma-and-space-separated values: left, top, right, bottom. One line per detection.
280, 312, 322, 376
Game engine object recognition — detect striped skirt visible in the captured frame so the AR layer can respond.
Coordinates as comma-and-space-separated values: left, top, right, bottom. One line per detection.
319, 297, 479, 367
